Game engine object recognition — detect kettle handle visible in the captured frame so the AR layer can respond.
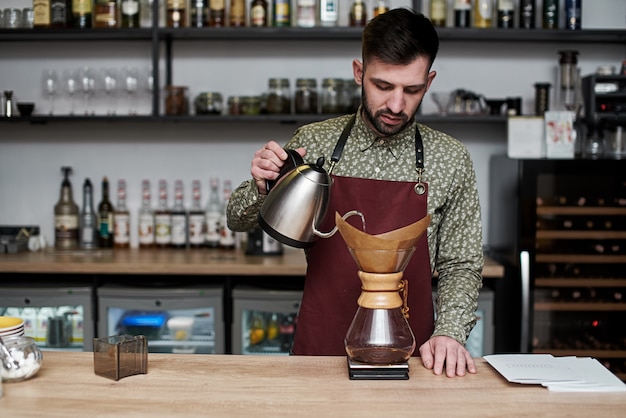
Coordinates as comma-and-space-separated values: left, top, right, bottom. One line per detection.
265, 148, 305, 193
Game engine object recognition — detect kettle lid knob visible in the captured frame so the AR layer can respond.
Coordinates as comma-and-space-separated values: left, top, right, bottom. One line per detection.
315, 156, 325, 169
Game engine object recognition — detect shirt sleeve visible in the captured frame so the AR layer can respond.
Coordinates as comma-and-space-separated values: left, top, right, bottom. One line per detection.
430, 146, 484, 346
226, 178, 267, 232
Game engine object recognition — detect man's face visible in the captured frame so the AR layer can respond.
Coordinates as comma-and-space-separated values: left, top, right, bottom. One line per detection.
352, 56, 436, 137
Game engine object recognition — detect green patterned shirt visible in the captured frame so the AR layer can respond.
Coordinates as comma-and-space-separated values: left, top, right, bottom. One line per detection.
227, 111, 484, 345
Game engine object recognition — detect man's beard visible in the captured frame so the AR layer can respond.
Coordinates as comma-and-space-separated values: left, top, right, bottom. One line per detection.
361, 89, 415, 137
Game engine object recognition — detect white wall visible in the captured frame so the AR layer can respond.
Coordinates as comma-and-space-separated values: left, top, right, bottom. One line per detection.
1, 0, 624, 247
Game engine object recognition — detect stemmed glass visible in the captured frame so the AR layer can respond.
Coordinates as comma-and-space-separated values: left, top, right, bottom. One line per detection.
79, 66, 96, 115
101, 68, 119, 115
122, 67, 139, 115
42, 69, 58, 115
142, 65, 154, 115
63, 69, 79, 115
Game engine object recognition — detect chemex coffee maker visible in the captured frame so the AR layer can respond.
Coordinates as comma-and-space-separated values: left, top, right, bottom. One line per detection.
336, 212, 431, 380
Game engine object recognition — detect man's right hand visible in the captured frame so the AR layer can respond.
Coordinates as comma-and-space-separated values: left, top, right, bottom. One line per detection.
251, 141, 306, 195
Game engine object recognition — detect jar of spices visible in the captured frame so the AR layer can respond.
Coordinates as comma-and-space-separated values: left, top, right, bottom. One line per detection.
266, 78, 291, 114
228, 96, 243, 115
242, 96, 262, 115
294, 78, 318, 114
165, 85, 189, 115
321, 78, 344, 114
194, 92, 223, 115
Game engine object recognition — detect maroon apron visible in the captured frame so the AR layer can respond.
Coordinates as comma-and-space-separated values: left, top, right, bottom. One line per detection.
292, 121, 434, 356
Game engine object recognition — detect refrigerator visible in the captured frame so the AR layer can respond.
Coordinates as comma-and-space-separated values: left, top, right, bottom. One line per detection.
489, 156, 626, 380
97, 285, 224, 354
0, 285, 94, 351
232, 286, 303, 355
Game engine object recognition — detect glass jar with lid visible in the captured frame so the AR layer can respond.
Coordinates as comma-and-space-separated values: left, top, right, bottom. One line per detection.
164, 85, 189, 115
321, 78, 344, 114
194, 92, 223, 115
242, 96, 262, 115
266, 78, 291, 114
294, 78, 318, 114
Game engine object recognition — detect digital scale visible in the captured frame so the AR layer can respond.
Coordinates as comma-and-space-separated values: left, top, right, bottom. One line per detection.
347, 358, 410, 380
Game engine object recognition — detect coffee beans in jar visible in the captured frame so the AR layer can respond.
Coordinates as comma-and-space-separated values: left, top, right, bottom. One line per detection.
228, 96, 243, 115
165, 85, 189, 115
242, 96, 262, 115
321, 78, 344, 114
294, 78, 318, 114
194, 92, 223, 115
266, 78, 291, 114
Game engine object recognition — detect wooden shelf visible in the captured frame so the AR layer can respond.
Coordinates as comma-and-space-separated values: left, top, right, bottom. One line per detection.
536, 230, 626, 239
536, 254, 626, 263
535, 278, 626, 287
536, 206, 626, 216
534, 302, 626, 311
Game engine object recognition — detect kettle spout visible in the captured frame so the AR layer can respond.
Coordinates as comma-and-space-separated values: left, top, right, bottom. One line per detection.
313, 210, 365, 239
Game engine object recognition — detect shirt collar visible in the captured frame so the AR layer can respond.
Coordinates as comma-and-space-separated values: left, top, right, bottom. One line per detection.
354, 109, 416, 160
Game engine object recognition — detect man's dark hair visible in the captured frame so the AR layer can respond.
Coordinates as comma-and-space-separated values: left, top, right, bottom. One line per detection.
362, 8, 439, 69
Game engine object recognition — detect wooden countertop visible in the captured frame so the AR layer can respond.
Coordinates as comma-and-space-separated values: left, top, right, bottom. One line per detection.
1, 352, 624, 417
0, 248, 504, 278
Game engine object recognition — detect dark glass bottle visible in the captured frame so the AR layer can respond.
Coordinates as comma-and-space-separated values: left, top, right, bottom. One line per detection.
349, 0, 367, 27
453, 0, 471, 28
497, 0, 514, 28
273, 0, 291, 27
518, 0, 535, 29
72, 0, 93, 28
54, 167, 79, 250
94, 0, 119, 28
120, 0, 140, 28
50, 0, 70, 28
250, 0, 268, 27
564, 0, 581, 30
208, 0, 225, 26
80, 178, 98, 250
97, 176, 115, 249
542, 0, 559, 29
190, 0, 207, 27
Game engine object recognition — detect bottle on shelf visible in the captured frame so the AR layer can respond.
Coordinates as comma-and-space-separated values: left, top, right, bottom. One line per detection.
140, 0, 164, 28
79, 178, 98, 250
372, 0, 389, 18
72, 0, 93, 28
318, 0, 339, 27
429, 0, 447, 27
205, 177, 222, 248
229, 0, 247, 27
166, 0, 187, 27
120, 0, 141, 28
349, 0, 367, 27
453, 0, 471, 28
473, 0, 493, 28
542, 0, 559, 29
94, 0, 119, 28
113, 179, 131, 249
250, 0, 269, 27
496, 0, 514, 28
155, 179, 172, 248
518, 0, 535, 29
33, 0, 52, 28
138, 179, 155, 248
97, 176, 115, 249
273, 0, 291, 27
190, 0, 207, 27
50, 0, 70, 28
218, 179, 236, 250
188, 180, 206, 249
296, 0, 316, 28
170, 180, 188, 249
54, 166, 79, 250
564, 0, 581, 30
208, 0, 226, 26
582, 124, 605, 159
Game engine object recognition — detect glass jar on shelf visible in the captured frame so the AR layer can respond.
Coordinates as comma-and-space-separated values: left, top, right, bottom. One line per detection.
294, 78, 318, 114
266, 78, 291, 114
194, 92, 223, 115
164, 85, 189, 115
321, 78, 344, 114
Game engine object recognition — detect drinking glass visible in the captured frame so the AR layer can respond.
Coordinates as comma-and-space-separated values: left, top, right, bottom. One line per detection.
3, 8, 21, 29
42, 69, 59, 115
79, 66, 96, 115
63, 69, 79, 115
123, 67, 139, 115
101, 68, 119, 115
142, 65, 155, 115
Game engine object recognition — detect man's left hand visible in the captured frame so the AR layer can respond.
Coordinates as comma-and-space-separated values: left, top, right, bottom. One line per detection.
418, 335, 477, 377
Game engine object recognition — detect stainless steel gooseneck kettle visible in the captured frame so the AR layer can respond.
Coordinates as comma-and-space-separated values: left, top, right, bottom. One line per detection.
258, 149, 362, 248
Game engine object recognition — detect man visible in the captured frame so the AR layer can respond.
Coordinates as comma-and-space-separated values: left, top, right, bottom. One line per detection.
227, 8, 484, 377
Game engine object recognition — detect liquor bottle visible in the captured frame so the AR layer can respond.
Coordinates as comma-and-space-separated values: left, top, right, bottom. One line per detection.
496, 0, 514, 28
349, 0, 367, 27
190, 0, 207, 27
170, 180, 188, 248
218, 179, 236, 250
250, 0, 268, 27
113, 179, 131, 249
318, 0, 338, 27
372, 0, 388, 17
166, 0, 186, 27
429, 0, 447, 27
50, 0, 70, 28
140, 0, 164, 27
54, 166, 79, 250
279, 313, 296, 353
120, 0, 141, 27
229, 0, 246, 27
564, 0, 581, 30
188, 180, 206, 248
542, 0, 559, 29
80, 178, 98, 250
273, 0, 291, 27
155, 179, 172, 248
296, 0, 316, 28
518, 0, 535, 29
33, 0, 52, 28
97, 176, 115, 249
473, 0, 493, 28
453, 0, 471, 28
72, 0, 93, 28
205, 177, 222, 248
94, 0, 119, 28
208, 0, 226, 26
138, 179, 155, 248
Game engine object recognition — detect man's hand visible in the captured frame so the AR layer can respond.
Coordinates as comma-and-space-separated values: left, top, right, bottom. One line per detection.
418, 335, 476, 377
251, 141, 306, 194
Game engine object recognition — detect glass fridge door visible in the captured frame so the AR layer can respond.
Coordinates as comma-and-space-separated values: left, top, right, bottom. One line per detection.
97, 285, 224, 354
232, 287, 303, 355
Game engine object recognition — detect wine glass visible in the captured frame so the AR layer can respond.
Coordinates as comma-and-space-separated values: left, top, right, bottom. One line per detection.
122, 67, 139, 115
142, 65, 155, 115
100, 67, 119, 115
63, 68, 79, 115
430, 91, 453, 115
79, 66, 96, 115
42, 69, 58, 115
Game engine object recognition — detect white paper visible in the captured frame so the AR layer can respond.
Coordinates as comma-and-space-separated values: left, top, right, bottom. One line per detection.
484, 354, 626, 392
